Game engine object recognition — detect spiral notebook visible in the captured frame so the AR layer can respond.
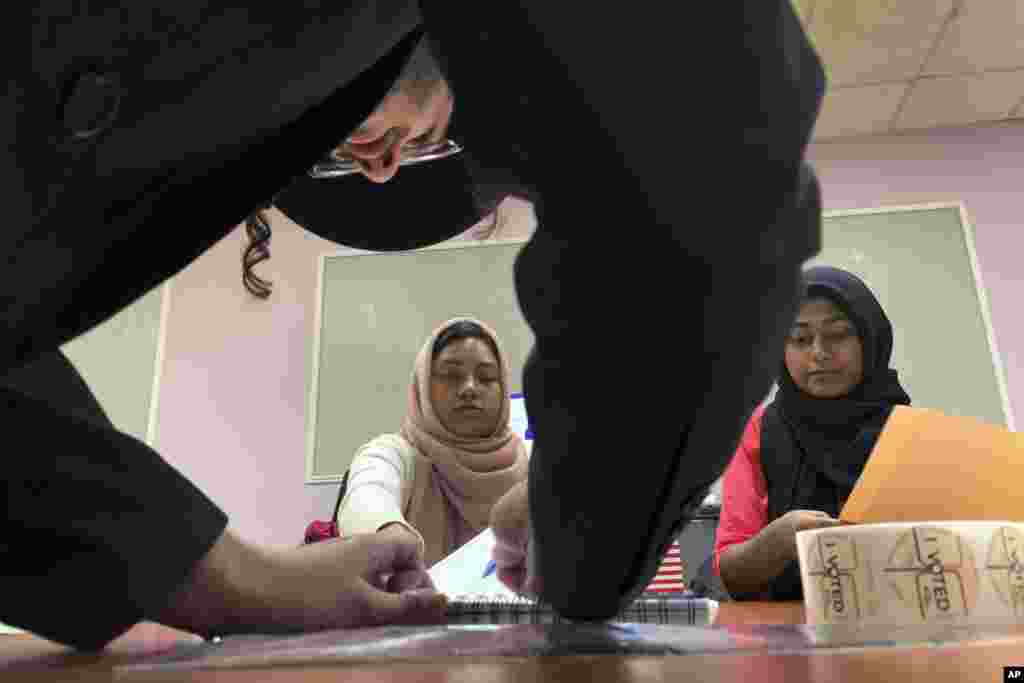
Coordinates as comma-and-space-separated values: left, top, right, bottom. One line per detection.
444, 592, 718, 625
429, 528, 717, 626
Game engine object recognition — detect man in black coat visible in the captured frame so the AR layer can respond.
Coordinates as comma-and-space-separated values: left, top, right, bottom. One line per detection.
2, 1, 824, 649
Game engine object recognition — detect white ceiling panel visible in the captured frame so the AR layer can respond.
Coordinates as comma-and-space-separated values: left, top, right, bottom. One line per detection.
813, 83, 908, 139
924, 1, 1024, 76
808, 0, 955, 87
897, 70, 1024, 131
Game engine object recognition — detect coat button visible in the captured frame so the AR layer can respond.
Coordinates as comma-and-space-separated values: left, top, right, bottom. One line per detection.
61, 71, 121, 141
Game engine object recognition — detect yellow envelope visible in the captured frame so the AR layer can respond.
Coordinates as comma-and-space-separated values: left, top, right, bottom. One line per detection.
840, 406, 1024, 524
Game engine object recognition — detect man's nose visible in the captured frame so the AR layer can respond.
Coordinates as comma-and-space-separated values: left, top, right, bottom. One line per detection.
351, 128, 409, 183
811, 336, 831, 359
357, 149, 402, 183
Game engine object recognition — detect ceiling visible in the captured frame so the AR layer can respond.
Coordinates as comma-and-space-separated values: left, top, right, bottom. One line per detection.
793, 0, 1024, 141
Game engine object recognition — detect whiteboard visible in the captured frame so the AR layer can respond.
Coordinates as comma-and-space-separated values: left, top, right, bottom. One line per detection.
306, 202, 1012, 483
307, 239, 533, 482
807, 202, 1011, 430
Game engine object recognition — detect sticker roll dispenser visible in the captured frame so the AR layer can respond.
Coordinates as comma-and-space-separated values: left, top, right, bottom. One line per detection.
796, 521, 1024, 626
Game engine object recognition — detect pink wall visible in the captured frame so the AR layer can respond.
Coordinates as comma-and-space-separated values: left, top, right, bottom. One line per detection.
156, 213, 336, 548
807, 120, 1024, 424
156, 123, 1024, 547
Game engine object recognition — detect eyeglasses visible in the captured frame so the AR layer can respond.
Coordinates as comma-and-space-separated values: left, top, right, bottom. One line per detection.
307, 138, 463, 179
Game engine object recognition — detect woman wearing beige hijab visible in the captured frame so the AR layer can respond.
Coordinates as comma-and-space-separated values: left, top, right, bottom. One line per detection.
335, 318, 530, 567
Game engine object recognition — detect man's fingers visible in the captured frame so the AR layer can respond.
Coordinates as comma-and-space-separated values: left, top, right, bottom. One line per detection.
350, 532, 434, 598
358, 533, 426, 578
497, 566, 527, 594
387, 568, 434, 594
491, 481, 530, 541
491, 482, 542, 599
496, 566, 542, 598
370, 572, 392, 591
523, 572, 543, 597
492, 540, 527, 568
361, 587, 449, 627
342, 127, 403, 160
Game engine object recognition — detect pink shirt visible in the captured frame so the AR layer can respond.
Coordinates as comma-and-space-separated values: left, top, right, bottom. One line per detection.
713, 404, 768, 575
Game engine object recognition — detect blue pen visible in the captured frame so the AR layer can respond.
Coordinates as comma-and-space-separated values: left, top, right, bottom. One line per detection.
482, 559, 497, 578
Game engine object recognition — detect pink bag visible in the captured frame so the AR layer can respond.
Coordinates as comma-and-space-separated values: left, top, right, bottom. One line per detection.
303, 471, 349, 544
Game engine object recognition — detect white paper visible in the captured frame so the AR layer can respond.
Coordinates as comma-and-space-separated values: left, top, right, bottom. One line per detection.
427, 528, 518, 599
508, 394, 530, 442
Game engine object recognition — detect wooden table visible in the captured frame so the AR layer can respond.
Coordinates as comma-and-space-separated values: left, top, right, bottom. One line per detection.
2, 603, 1021, 682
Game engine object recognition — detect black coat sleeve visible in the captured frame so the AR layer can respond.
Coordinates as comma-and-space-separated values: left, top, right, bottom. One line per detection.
0, 352, 228, 650
420, 0, 824, 618
0, 5, 424, 651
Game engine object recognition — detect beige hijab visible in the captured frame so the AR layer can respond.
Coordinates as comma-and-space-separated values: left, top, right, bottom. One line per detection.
400, 318, 529, 566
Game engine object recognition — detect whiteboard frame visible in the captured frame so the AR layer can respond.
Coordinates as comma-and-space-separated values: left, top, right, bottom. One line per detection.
146, 281, 173, 448
305, 237, 530, 484
820, 200, 1014, 431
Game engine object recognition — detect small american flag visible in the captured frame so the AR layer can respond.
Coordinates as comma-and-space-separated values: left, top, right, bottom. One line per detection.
645, 540, 686, 593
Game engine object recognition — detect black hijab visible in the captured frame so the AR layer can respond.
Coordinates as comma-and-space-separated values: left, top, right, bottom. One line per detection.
745, 266, 912, 602
771, 265, 912, 493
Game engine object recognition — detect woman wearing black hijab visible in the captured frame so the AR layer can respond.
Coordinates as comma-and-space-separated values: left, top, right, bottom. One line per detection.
713, 266, 912, 600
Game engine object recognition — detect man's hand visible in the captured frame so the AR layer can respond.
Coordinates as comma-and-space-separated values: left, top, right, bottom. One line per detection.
152, 527, 447, 638
375, 522, 428, 592
490, 480, 542, 597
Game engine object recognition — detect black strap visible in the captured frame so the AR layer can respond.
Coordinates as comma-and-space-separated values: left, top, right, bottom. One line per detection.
331, 469, 350, 523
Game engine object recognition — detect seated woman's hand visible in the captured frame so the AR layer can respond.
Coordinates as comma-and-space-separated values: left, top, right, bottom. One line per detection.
489, 480, 543, 597
770, 509, 840, 559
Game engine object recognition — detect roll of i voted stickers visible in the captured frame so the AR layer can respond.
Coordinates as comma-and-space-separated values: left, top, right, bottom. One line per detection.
797, 521, 1024, 625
